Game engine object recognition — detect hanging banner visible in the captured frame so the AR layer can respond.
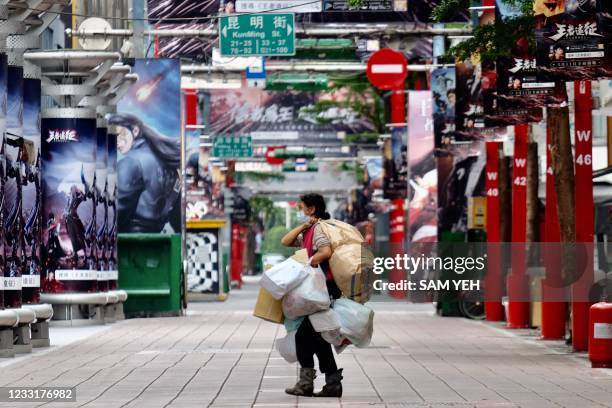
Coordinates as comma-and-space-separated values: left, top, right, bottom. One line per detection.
21, 77, 42, 303
206, 88, 377, 137
534, 0, 612, 79
41, 115, 98, 293
95, 127, 108, 291
432, 67, 456, 148
455, 58, 485, 140
407, 91, 437, 243
365, 157, 383, 191
383, 126, 407, 200
3, 65, 24, 308
106, 132, 118, 287
0, 52, 6, 308
113, 59, 182, 234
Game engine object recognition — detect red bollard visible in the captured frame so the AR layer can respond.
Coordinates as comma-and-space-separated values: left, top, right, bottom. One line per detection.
588, 302, 612, 368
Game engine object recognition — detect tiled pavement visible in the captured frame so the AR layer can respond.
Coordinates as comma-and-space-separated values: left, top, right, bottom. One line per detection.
1, 283, 611, 408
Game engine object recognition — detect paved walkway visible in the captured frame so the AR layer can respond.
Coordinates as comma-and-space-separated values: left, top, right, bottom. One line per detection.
1, 282, 611, 408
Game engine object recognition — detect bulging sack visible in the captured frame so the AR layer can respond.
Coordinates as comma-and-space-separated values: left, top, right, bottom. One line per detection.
318, 220, 364, 250
333, 298, 374, 348
260, 257, 308, 300
309, 309, 341, 332
282, 266, 330, 320
275, 331, 297, 363
328, 243, 375, 304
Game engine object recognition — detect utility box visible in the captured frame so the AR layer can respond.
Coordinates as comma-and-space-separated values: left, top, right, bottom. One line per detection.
118, 234, 184, 317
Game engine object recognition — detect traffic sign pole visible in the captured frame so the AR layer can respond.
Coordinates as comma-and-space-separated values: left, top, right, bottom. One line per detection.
366, 48, 408, 299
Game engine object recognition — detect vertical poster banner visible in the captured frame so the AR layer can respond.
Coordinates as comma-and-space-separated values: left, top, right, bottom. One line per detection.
106, 132, 118, 288
0, 52, 6, 307
41, 115, 98, 293
534, 0, 612, 79
431, 67, 456, 149
186, 228, 220, 294
95, 127, 108, 292
383, 126, 407, 200
455, 58, 485, 140
22, 77, 42, 303
407, 91, 437, 243
3, 65, 24, 308
112, 59, 182, 234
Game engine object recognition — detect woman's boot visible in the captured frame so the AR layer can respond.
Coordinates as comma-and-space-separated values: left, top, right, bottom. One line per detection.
313, 368, 343, 397
285, 368, 316, 396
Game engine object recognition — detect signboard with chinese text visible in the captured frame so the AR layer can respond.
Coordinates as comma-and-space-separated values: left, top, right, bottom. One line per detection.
213, 135, 253, 158
237, 0, 322, 13
219, 13, 296, 56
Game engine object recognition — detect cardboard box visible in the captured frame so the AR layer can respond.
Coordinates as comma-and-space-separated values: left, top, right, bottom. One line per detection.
253, 287, 284, 324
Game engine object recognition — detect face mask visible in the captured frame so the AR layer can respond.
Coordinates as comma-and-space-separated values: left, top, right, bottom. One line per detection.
297, 212, 309, 223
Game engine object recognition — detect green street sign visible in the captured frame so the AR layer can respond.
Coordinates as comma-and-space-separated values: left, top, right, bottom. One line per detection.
213, 136, 253, 158
219, 13, 296, 57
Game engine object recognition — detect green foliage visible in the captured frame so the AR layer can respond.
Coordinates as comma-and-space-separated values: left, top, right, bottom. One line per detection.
237, 171, 285, 183
262, 225, 295, 257
339, 161, 366, 183
430, 0, 470, 22
432, 0, 536, 62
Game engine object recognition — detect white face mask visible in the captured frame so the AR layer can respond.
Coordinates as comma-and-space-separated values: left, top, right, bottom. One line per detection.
297, 212, 309, 223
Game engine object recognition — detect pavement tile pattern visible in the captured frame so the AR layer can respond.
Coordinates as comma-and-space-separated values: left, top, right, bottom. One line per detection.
0, 284, 611, 408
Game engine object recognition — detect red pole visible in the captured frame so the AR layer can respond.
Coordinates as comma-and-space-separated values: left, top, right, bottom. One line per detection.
388, 87, 406, 299
541, 127, 567, 340
484, 141, 504, 321
572, 80, 594, 351
506, 124, 530, 328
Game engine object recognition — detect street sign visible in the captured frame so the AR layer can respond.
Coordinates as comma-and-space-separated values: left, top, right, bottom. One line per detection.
213, 136, 253, 158
366, 48, 408, 90
246, 58, 266, 88
219, 13, 296, 57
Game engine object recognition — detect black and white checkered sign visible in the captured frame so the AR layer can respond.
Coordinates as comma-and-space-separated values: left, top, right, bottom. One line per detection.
187, 230, 220, 293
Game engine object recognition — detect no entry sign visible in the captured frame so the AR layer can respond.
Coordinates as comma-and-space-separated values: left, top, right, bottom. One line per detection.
366, 48, 408, 90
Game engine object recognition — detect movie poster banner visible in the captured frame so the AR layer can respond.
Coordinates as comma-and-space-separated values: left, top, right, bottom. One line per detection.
383, 126, 407, 200
22, 78, 42, 303
407, 91, 437, 243
0, 52, 6, 307
106, 132, 118, 288
432, 67, 456, 149
41, 115, 98, 293
3, 65, 24, 308
113, 59, 182, 234
206, 88, 377, 137
455, 58, 485, 140
534, 0, 612, 79
95, 127, 108, 291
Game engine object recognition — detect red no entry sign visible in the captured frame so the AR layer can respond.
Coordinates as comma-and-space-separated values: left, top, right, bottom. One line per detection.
366, 48, 408, 90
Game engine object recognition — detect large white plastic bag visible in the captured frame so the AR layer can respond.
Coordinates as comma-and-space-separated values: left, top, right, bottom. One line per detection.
260, 257, 308, 300
333, 298, 374, 348
309, 309, 341, 332
321, 329, 345, 346
275, 331, 297, 363
282, 266, 330, 320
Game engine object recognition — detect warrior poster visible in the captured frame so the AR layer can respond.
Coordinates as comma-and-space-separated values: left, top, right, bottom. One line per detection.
3, 65, 24, 307
95, 127, 108, 291
534, 0, 612, 79
0, 53, 5, 307
383, 126, 407, 200
455, 58, 485, 141
431, 67, 456, 149
113, 59, 182, 234
41, 116, 98, 293
22, 77, 42, 303
106, 132, 118, 288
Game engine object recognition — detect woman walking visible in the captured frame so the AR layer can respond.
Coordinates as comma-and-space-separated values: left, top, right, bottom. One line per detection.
280, 193, 343, 398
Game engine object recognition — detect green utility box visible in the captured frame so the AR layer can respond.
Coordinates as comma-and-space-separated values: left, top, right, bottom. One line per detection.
118, 233, 184, 317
